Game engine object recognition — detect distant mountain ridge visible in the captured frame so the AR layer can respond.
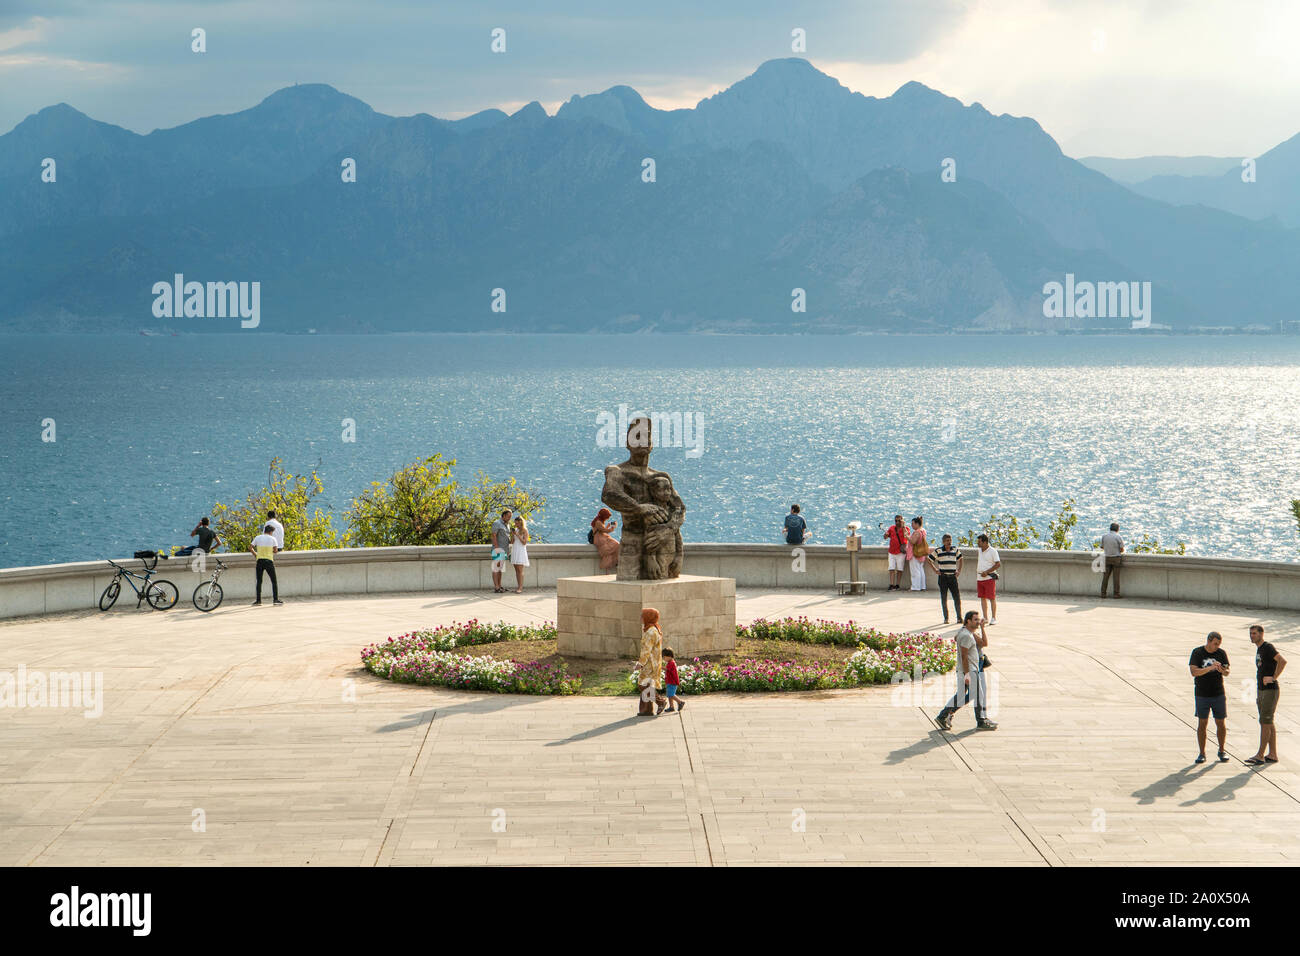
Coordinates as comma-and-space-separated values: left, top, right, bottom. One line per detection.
3, 59, 1298, 332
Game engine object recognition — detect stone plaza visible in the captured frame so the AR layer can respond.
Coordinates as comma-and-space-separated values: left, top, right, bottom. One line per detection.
2, 584, 1297, 866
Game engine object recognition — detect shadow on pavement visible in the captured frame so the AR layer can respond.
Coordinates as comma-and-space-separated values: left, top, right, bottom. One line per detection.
1180, 769, 1257, 806
546, 715, 643, 746
376, 695, 539, 733
1132, 764, 1214, 805
886, 730, 953, 764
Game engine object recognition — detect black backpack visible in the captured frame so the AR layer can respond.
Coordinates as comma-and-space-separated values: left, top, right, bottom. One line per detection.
587, 527, 596, 545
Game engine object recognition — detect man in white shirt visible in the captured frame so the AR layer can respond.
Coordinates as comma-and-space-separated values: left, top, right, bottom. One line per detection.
249, 524, 282, 606
976, 533, 1001, 625
266, 510, 286, 550
934, 610, 997, 731
1099, 522, 1124, 599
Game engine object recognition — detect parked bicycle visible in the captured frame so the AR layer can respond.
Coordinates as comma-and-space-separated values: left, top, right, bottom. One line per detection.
192, 557, 228, 612
99, 551, 179, 611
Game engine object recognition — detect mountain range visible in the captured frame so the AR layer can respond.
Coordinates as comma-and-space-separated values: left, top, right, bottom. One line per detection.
3, 58, 1298, 333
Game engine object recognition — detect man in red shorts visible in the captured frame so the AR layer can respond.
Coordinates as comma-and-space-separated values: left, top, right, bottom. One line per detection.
975, 533, 1001, 625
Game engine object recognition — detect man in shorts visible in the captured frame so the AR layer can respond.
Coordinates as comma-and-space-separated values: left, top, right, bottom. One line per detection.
975, 534, 1001, 624
1189, 631, 1230, 764
884, 514, 908, 591
490, 509, 512, 593
1245, 624, 1286, 766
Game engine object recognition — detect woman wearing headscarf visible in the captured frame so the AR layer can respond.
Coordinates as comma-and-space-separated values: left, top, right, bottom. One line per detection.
637, 607, 666, 716
591, 507, 620, 572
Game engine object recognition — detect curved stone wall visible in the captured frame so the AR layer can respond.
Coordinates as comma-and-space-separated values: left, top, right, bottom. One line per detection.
1, 543, 1297, 619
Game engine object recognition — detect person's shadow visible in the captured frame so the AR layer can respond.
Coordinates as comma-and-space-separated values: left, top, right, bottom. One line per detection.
1179, 769, 1257, 806
1132, 764, 1213, 805
376, 696, 537, 733
546, 716, 642, 746
886, 730, 954, 765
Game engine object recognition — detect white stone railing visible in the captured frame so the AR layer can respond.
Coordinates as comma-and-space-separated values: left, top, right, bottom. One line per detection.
1, 543, 1297, 619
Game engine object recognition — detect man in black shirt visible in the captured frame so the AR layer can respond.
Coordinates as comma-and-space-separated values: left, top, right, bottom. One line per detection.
1189, 631, 1230, 764
1245, 624, 1286, 767
179, 517, 221, 557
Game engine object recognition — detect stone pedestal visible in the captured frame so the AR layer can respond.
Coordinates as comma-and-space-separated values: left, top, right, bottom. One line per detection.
557, 574, 736, 659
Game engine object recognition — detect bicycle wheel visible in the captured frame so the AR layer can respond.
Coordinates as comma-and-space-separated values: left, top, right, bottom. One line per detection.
146, 579, 179, 610
192, 581, 223, 612
99, 579, 121, 611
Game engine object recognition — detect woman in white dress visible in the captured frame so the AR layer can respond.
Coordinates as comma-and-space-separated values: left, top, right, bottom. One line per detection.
510, 517, 530, 593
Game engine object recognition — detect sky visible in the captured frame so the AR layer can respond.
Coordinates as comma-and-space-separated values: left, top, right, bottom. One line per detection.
1, 0, 1298, 158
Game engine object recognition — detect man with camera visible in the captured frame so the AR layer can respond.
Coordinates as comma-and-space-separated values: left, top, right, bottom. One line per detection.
934, 610, 998, 731
1189, 631, 1230, 764
976, 533, 1001, 624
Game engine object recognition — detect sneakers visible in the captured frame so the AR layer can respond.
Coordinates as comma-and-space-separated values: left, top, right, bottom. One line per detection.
1194, 754, 1207, 764
250, 600, 262, 606
987, 618, 997, 626
934, 712, 953, 731
273, 599, 284, 605
976, 719, 999, 731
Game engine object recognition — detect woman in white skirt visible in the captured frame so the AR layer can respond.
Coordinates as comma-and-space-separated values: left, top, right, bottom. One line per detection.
509, 516, 530, 593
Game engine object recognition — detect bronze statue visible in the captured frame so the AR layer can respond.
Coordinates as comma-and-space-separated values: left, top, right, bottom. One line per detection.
601, 416, 685, 580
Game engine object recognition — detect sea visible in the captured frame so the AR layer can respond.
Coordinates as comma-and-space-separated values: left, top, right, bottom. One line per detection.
1, 332, 1297, 569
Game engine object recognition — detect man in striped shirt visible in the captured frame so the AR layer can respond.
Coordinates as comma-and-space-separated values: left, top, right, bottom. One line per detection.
926, 533, 964, 624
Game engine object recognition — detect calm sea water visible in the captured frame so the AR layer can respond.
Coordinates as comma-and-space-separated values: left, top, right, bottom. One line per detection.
1, 332, 1298, 569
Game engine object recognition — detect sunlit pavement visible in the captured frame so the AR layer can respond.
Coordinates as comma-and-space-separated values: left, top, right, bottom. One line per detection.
1, 587, 1297, 866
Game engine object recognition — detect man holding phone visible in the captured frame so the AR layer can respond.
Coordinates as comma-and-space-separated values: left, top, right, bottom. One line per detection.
1189, 631, 1230, 764
883, 515, 908, 591
934, 610, 997, 731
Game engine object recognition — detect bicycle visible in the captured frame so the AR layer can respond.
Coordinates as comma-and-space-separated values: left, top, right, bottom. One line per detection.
192, 557, 228, 612
99, 551, 179, 611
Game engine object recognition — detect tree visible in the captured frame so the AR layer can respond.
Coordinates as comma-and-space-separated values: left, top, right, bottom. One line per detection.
346, 457, 546, 546
1088, 532, 1187, 555
1128, 533, 1187, 555
1044, 498, 1079, 551
454, 472, 547, 544
346, 455, 460, 546
211, 458, 339, 553
959, 513, 1039, 549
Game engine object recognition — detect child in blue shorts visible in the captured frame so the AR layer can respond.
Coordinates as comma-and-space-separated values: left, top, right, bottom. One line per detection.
663, 647, 685, 712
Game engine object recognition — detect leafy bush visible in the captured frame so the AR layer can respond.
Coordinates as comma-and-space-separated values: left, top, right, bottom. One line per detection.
959, 513, 1039, 549
211, 457, 339, 553
346, 455, 546, 546
1044, 498, 1079, 550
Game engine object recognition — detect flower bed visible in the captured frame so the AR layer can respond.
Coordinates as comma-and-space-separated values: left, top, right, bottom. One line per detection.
361, 621, 578, 695
361, 619, 954, 697
739, 616, 938, 650
630, 631, 955, 694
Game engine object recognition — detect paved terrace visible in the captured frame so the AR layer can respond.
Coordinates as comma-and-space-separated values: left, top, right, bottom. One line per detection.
2, 588, 1298, 866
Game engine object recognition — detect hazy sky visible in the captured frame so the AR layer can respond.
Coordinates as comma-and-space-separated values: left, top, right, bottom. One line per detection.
2, 0, 1297, 158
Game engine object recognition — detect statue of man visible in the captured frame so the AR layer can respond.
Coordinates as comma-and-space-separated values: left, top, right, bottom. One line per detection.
601, 416, 685, 580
